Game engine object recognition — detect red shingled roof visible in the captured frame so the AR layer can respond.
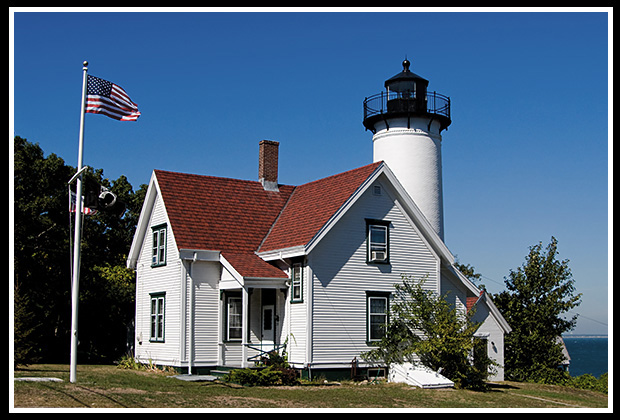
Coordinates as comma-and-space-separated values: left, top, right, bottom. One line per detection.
155, 170, 294, 278
466, 291, 485, 313
259, 162, 382, 252
222, 252, 289, 279
153, 161, 381, 278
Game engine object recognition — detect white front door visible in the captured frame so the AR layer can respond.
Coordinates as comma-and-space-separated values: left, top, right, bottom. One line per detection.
261, 304, 275, 349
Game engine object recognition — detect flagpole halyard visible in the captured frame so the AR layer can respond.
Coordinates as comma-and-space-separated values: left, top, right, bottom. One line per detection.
69, 60, 88, 384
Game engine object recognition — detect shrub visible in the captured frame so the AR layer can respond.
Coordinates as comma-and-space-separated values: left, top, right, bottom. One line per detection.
570, 372, 607, 394
277, 366, 300, 386
361, 275, 494, 390
224, 366, 299, 387
260, 350, 287, 367
516, 366, 608, 395
115, 353, 175, 374
522, 364, 572, 385
116, 353, 144, 370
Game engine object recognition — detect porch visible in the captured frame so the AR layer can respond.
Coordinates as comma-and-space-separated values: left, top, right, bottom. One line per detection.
219, 284, 288, 368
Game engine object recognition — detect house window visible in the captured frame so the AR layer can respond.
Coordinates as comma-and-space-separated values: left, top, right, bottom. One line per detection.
150, 293, 165, 342
226, 295, 242, 341
366, 220, 390, 263
151, 224, 167, 267
291, 263, 303, 303
367, 292, 390, 342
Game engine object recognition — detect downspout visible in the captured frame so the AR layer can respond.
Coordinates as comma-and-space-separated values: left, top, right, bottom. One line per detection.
305, 254, 313, 378
188, 252, 197, 375
279, 252, 291, 364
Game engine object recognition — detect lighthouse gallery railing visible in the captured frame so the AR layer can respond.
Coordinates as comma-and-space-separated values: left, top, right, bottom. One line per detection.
363, 90, 451, 121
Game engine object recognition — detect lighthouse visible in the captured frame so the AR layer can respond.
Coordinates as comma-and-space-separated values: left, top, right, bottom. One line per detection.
363, 59, 451, 240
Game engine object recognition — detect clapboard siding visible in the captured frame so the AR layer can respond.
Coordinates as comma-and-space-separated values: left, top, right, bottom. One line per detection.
440, 266, 467, 314
285, 264, 309, 366
189, 261, 221, 365
309, 177, 440, 365
134, 190, 182, 366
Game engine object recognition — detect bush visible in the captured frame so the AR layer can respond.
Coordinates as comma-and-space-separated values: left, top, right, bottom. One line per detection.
570, 372, 608, 394
521, 364, 572, 385
361, 275, 494, 390
516, 366, 608, 394
116, 353, 176, 374
278, 366, 300, 386
224, 366, 300, 387
260, 350, 287, 367
117, 353, 143, 370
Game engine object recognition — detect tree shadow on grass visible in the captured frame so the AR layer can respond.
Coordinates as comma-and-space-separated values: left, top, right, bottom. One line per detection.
487, 382, 521, 392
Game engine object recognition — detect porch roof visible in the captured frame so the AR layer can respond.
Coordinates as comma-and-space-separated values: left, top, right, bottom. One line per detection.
222, 251, 288, 279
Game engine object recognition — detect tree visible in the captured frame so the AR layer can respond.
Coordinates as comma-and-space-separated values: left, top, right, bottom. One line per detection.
493, 237, 581, 382
14, 136, 74, 362
13, 136, 146, 364
13, 280, 40, 367
361, 275, 493, 389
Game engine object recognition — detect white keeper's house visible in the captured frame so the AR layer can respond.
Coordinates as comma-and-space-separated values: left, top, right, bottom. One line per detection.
127, 60, 511, 381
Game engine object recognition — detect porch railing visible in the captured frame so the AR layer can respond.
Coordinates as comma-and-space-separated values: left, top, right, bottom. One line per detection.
245, 343, 287, 363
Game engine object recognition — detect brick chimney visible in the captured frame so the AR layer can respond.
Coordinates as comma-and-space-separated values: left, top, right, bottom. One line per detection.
258, 140, 279, 191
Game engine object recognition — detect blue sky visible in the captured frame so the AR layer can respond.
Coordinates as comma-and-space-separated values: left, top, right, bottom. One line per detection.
11, 9, 610, 335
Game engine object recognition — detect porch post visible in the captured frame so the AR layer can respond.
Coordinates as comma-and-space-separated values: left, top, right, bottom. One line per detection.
241, 286, 249, 368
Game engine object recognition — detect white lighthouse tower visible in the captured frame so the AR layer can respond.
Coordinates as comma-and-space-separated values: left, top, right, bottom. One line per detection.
363, 59, 451, 240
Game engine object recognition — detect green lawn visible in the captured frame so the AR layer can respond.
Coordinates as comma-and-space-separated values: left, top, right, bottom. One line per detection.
12, 364, 609, 409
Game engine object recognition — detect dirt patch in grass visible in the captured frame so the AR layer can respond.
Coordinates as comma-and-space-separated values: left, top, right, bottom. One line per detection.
209, 395, 299, 408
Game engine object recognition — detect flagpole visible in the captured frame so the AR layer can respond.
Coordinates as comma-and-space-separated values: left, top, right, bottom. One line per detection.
69, 61, 88, 384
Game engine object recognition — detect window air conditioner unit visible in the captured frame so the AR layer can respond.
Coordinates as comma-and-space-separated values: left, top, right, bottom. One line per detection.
371, 251, 386, 262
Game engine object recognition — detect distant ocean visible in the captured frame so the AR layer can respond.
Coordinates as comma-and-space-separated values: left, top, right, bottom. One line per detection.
562, 336, 608, 378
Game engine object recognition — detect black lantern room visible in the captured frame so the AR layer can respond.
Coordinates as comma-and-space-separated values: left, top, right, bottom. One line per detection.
363, 59, 451, 133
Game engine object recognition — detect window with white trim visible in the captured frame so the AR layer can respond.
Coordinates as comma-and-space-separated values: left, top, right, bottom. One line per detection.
367, 220, 390, 263
150, 293, 165, 342
227, 295, 242, 341
151, 224, 167, 267
291, 263, 303, 302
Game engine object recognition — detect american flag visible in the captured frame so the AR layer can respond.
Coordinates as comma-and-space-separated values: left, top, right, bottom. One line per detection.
86, 75, 141, 121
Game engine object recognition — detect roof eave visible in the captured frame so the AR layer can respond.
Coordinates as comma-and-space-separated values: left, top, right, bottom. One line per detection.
178, 249, 221, 262
127, 171, 160, 270
257, 245, 307, 262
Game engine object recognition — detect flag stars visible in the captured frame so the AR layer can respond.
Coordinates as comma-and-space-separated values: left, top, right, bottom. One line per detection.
87, 76, 113, 97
